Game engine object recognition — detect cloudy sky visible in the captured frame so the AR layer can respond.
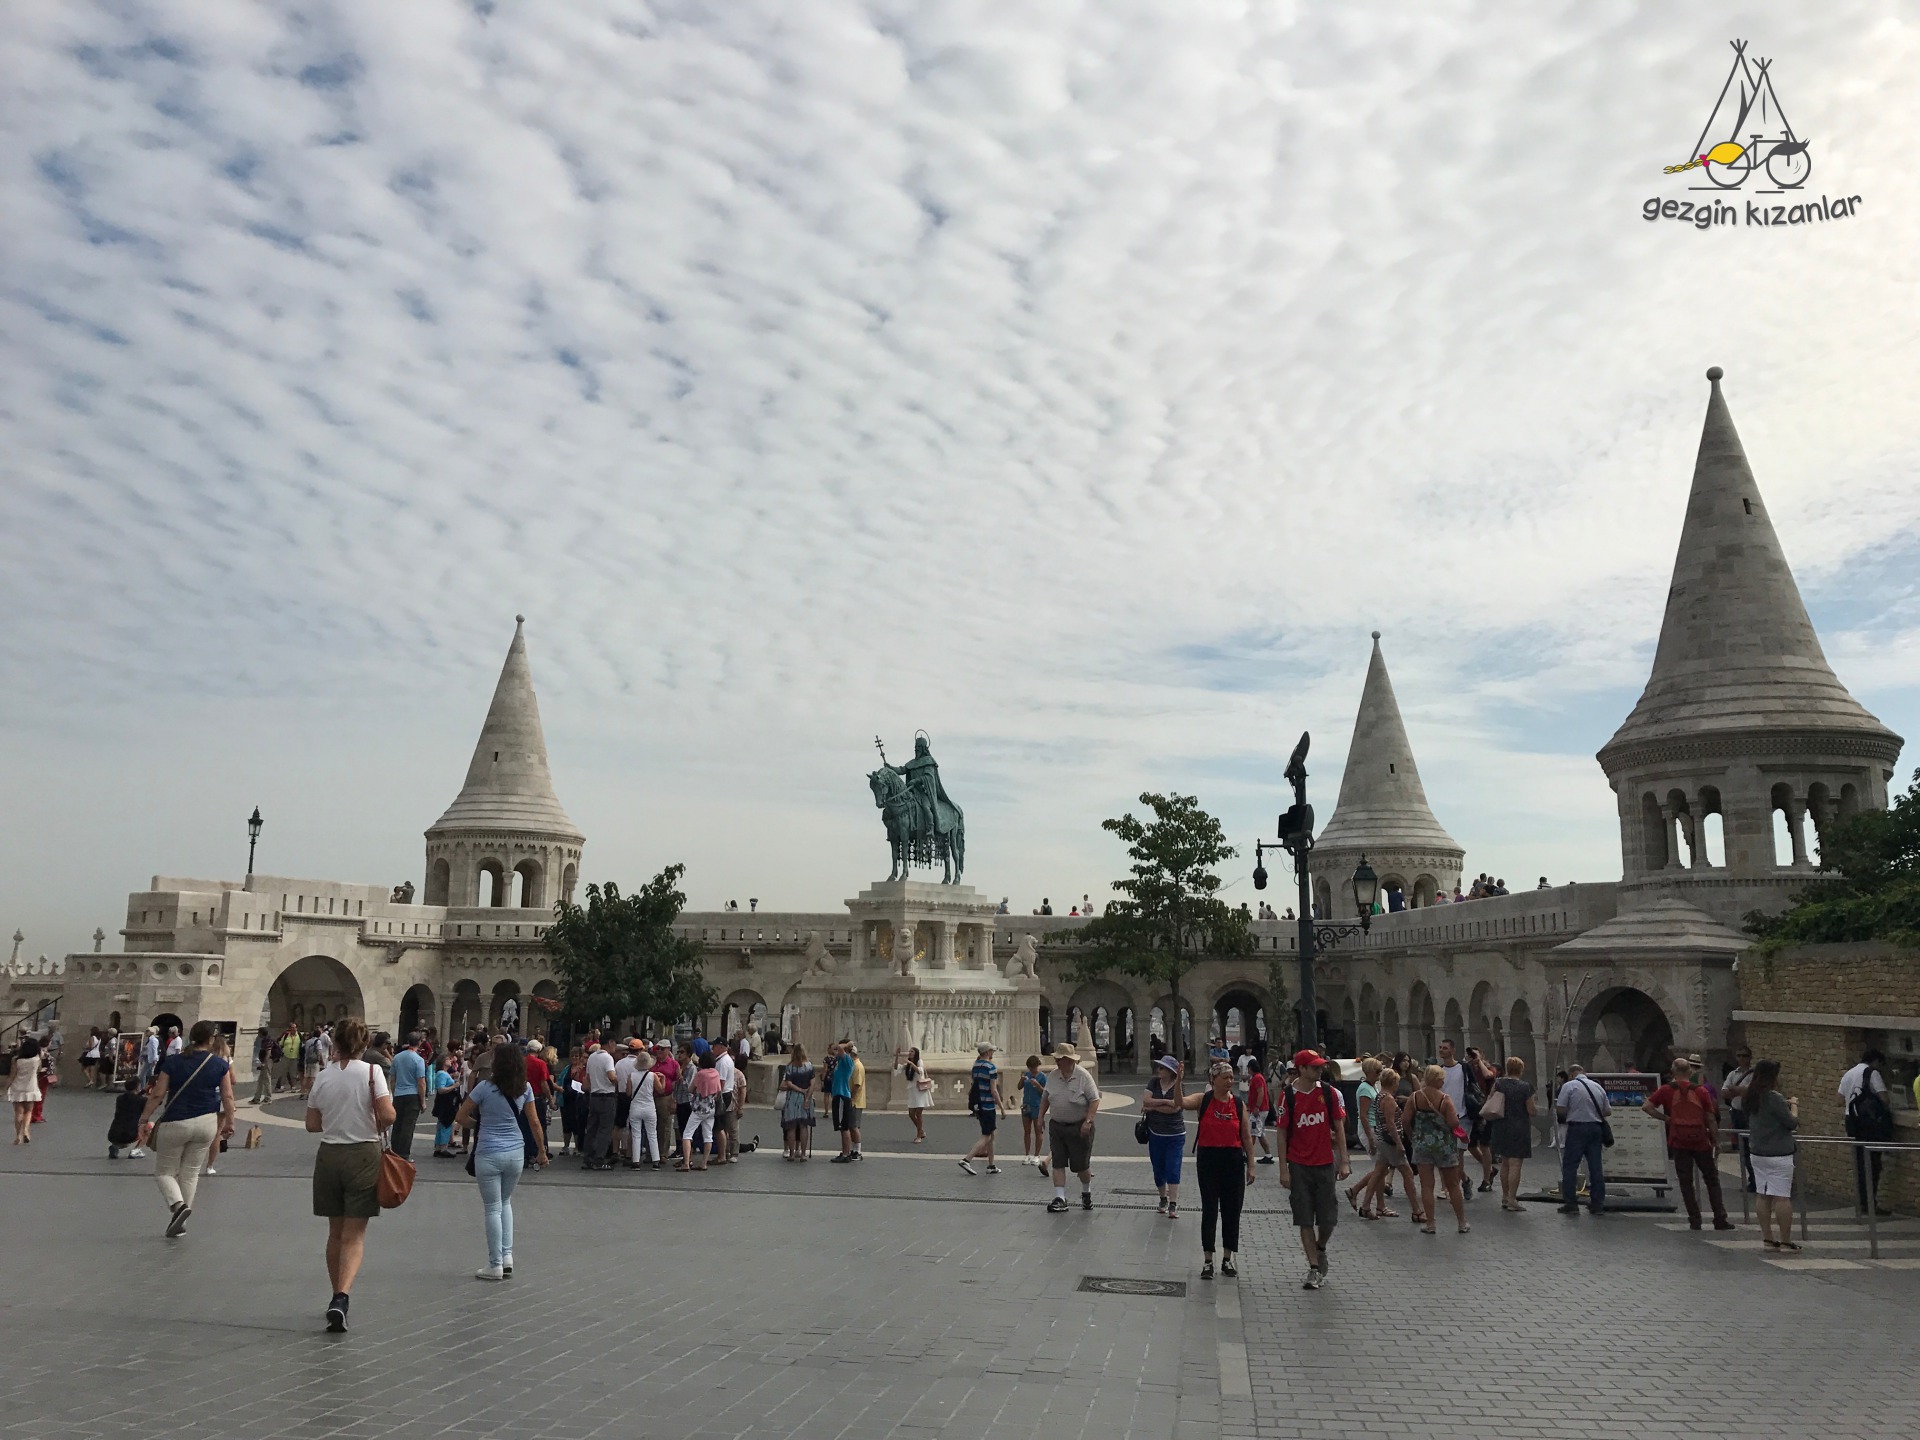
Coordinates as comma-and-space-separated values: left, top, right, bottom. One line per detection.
4, 0, 1918, 955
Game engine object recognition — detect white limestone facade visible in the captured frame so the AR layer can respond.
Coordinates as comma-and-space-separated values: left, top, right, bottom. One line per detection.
8, 370, 1901, 1087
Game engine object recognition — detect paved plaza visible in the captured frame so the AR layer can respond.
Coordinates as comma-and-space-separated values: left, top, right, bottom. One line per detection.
4, 1088, 1919, 1440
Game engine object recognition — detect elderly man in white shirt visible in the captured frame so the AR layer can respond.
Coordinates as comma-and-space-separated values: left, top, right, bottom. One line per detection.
1039, 1044, 1102, 1213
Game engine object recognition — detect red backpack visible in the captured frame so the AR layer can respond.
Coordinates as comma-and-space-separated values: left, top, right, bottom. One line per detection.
1663, 1081, 1714, 1150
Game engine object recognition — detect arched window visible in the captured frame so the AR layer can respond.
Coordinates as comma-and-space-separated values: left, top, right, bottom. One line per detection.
561, 862, 578, 904
1698, 786, 1726, 869
476, 862, 502, 907
1770, 783, 1797, 867
1805, 782, 1831, 865
514, 859, 544, 910
425, 857, 451, 906
1666, 788, 1694, 869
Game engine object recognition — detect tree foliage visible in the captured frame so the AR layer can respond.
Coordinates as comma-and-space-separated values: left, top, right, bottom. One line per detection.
1050, 792, 1253, 1004
543, 866, 717, 1027
1744, 767, 1920, 950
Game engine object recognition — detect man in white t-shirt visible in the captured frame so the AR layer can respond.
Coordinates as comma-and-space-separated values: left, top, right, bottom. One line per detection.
713, 1045, 740, 1162
1839, 1051, 1894, 1215
582, 1038, 618, 1171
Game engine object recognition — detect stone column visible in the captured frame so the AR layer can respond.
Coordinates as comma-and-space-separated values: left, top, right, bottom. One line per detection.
1787, 799, 1811, 867
1677, 810, 1699, 869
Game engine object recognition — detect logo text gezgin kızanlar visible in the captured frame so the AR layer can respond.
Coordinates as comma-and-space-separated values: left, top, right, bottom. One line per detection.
1642, 194, 1861, 229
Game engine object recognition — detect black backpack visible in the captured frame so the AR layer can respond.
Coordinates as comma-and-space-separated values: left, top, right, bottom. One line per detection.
1281, 1080, 1342, 1148
1848, 1067, 1896, 1142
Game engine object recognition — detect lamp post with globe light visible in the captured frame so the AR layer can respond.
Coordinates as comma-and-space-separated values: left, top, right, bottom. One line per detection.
1252, 732, 1379, 1053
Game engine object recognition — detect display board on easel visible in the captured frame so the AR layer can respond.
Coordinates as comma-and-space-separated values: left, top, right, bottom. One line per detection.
1584, 1072, 1669, 1187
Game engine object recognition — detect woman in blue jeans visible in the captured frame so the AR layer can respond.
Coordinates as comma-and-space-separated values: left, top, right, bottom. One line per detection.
1141, 1055, 1188, 1217
454, 1044, 548, 1281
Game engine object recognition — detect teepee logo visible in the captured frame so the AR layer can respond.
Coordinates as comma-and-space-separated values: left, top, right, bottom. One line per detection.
1642, 40, 1860, 229
1666, 40, 1811, 190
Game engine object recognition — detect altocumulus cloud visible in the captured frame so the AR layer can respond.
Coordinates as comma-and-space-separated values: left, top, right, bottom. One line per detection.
2, 0, 1918, 946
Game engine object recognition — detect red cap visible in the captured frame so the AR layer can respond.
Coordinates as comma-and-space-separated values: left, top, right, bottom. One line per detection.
1293, 1048, 1326, 1068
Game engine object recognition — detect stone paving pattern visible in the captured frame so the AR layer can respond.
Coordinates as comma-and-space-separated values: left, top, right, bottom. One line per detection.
3, 1090, 1917, 1440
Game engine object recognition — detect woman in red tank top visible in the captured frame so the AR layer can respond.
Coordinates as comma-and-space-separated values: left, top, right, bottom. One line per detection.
1181, 1061, 1255, 1278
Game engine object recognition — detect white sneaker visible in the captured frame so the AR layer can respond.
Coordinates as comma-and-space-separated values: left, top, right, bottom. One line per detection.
502, 1253, 513, 1276
958, 1159, 977, 1175
475, 1265, 505, 1282
129, 1147, 148, 1159
986, 1164, 1002, 1174
204, 1168, 217, 1176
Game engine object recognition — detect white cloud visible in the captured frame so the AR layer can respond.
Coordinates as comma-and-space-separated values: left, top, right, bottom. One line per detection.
2, 1, 1917, 950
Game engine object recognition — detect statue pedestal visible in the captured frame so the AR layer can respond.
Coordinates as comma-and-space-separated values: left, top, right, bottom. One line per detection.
792, 880, 1039, 1109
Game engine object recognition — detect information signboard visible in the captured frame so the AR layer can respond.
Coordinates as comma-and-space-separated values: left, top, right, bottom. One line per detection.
1584, 1072, 1668, 1185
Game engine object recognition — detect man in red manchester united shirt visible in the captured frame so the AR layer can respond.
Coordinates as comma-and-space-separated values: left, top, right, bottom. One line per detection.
1276, 1049, 1350, 1291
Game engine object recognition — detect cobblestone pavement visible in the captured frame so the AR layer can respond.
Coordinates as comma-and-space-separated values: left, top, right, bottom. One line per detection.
4, 1091, 1918, 1440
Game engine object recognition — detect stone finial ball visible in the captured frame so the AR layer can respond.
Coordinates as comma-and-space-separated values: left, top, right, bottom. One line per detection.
1371, 630, 1382, 640
516, 613, 526, 623
1706, 366, 1724, 382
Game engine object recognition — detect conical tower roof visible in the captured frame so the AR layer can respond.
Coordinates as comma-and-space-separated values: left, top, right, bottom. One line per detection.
428, 617, 582, 839
1316, 633, 1462, 855
1600, 368, 1899, 765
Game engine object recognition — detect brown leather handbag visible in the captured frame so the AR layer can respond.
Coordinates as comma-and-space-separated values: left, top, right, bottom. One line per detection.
371, 1068, 416, 1209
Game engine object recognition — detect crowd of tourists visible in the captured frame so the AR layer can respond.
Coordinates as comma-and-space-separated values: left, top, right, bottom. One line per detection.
6, 1005, 1909, 1329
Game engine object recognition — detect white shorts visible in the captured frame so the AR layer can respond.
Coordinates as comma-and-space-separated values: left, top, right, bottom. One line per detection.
1248, 1114, 1266, 1139
1749, 1152, 1794, 1197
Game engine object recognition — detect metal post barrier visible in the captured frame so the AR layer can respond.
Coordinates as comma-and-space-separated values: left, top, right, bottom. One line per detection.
1867, 1148, 1880, 1259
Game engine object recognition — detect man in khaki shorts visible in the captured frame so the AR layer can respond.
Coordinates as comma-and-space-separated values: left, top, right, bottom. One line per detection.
1039, 1044, 1101, 1212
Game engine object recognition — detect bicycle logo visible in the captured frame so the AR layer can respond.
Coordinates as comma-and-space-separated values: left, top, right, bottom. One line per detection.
1664, 40, 1811, 191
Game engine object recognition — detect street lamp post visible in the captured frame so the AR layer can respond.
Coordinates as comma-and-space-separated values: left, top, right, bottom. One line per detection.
246, 807, 264, 878
1251, 732, 1378, 1053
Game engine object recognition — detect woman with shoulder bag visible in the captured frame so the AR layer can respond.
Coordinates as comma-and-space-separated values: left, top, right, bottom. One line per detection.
135, 1020, 236, 1237
304, 1017, 395, 1333
1487, 1057, 1538, 1210
455, 1042, 548, 1280
1141, 1055, 1188, 1217
1743, 1059, 1801, 1253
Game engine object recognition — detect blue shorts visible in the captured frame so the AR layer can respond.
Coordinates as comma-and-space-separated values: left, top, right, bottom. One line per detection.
1148, 1131, 1185, 1186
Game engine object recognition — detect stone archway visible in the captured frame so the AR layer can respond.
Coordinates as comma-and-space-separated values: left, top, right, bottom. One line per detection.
267, 955, 365, 1033
450, 979, 483, 1040
1068, 978, 1135, 1072
399, 983, 435, 1040
490, 979, 522, 1035
1578, 987, 1676, 1074
722, 989, 769, 1041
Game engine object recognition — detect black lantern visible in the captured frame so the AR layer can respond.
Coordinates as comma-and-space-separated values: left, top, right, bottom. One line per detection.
246, 806, 264, 877
1350, 856, 1379, 917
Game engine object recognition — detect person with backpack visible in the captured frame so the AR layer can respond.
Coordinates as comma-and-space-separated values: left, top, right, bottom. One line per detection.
1180, 1059, 1256, 1278
1141, 1054, 1188, 1216
1643, 1058, 1733, 1231
958, 1043, 1005, 1175
1839, 1049, 1895, 1216
1276, 1049, 1348, 1289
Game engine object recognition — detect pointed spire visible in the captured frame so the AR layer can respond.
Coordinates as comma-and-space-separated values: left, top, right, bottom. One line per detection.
1316, 632, 1462, 855
429, 617, 582, 838
1601, 368, 1897, 762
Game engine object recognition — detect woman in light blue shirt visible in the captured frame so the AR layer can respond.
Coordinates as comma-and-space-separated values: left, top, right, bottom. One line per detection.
454, 1045, 548, 1281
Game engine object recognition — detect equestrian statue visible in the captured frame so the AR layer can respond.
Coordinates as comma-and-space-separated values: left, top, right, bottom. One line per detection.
868, 732, 967, 884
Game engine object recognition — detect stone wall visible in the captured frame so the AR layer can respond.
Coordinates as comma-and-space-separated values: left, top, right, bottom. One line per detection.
1735, 943, 1920, 1214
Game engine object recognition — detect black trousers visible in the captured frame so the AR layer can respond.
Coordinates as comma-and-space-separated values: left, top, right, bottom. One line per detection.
389, 1094, 422, 1161
1672, 1148, 1727, 1225
1854, 1144, 1885, 1211
1196, 1147, 1246, 1255
584, 1093, 617, 1162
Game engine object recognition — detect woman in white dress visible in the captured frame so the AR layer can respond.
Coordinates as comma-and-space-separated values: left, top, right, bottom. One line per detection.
9, 1036, 45, 1142
902, 1047, 933, 1142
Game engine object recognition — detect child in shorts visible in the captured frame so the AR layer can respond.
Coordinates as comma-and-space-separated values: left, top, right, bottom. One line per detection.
1019, 1057, 1047, 1169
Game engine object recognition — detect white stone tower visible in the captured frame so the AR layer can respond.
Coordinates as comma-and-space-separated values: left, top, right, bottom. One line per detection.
423, 616, 584, 909
1311, 632, 1465, 916
1595, 367, 1903, 927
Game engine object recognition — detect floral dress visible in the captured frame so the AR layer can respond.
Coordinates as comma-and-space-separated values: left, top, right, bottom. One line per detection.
1408, 1091, 1461, 1169
779, 1063, 815, 1127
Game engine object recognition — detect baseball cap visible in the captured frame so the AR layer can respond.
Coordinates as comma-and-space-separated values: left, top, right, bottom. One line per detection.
1293, 1048, 1326, 1068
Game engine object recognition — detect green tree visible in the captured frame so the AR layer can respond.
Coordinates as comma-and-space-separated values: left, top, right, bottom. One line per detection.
1050, 792, 1253, 1057
1745, 767, 1920, 949
543, 866, 717, 1029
